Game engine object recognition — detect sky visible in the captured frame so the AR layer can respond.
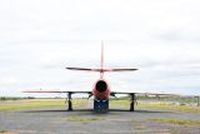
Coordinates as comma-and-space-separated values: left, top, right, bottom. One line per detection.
0, 0, 200, 97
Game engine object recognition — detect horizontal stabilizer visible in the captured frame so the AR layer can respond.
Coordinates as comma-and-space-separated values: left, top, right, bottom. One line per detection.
109, 68, 138, 72
66, 67, 93, 71
66, 67, 138, 72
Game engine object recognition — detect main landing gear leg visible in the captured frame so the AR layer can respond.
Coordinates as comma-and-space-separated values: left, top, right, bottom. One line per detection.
67, 92, 73, 111
130, 93, 136, 112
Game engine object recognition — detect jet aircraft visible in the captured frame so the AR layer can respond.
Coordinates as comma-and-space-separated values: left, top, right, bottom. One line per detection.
24, 42, 171, 112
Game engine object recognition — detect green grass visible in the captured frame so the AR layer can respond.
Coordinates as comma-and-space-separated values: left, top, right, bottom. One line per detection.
0, 99, 87, 111
66, 115, 102, 123
138, 101, 200, 113
110, 99, 129, 108
110, 99, 200, 113
149, 118, 200, 126
132, 121, 147, 130
0, 98, 199, 113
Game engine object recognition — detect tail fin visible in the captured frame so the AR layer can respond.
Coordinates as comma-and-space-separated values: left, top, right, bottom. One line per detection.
100, 41, 104, 78
66, 41, 138, 78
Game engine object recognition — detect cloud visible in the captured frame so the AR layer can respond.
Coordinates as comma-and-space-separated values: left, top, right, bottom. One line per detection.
0, 0, 200, 96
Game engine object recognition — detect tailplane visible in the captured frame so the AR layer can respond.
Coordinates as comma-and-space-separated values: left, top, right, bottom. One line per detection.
66, 41, 138, 77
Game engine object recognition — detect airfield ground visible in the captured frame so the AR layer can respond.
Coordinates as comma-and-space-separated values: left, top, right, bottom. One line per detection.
0, 98, 199, 134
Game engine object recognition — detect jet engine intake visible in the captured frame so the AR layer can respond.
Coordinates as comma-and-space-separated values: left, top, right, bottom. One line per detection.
95, 80, 107, 92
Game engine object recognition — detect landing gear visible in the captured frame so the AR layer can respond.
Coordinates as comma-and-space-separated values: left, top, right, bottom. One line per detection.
67, 92, 73, 111
195, 96, 200, 107
130, 93, 136, 111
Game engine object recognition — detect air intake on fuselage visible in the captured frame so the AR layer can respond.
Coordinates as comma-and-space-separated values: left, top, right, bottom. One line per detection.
95, 80, 107, 92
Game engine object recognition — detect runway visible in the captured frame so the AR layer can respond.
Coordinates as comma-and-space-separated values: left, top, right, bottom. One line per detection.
0, 107, 200, 134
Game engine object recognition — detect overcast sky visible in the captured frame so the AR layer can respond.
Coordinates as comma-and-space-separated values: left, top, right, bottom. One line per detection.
0, 0, 200, 96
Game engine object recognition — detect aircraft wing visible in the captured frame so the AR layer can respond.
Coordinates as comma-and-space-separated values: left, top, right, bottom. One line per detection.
24, 90, 177, 96
23, 90, 92, 94
110, 91, 178, 96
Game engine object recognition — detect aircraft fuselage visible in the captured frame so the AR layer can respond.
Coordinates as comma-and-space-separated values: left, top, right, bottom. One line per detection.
93, 79, 110, 100
92, 79, 110, 112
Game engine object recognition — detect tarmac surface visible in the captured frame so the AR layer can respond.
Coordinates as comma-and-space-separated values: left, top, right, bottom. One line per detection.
0, 107, 200, 134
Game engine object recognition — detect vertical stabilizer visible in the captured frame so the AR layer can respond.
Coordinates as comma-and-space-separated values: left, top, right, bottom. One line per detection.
100, 40, 104, 78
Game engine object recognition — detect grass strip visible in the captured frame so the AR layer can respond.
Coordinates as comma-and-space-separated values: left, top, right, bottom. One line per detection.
0, 99, 87, 111
110, 99, 200, 113
66, 115, 102, 123
149, 118, 200, 126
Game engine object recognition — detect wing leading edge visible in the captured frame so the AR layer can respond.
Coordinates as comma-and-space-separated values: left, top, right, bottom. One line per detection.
23, 90, 92, 94
23, 90, 177, 96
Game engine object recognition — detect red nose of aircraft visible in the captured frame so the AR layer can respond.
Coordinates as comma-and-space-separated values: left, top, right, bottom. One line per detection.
93, 80, 110, 100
